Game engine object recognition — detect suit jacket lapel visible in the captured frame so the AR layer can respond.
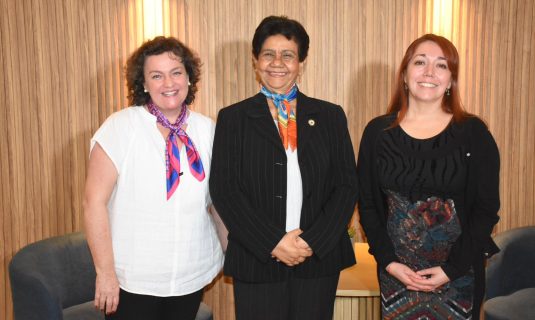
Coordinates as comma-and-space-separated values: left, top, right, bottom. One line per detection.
296, 91, 320, 157
244, 93, 286, 154
244, 91, 320, 157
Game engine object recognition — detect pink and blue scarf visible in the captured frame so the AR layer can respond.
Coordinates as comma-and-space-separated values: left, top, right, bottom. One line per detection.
147, 100, 205, 200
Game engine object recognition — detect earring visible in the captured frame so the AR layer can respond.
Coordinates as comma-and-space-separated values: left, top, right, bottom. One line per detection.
144, 88, 148, 93
446, 88, 451, 96
404, 83, 408, 91
188, 81, 191, 86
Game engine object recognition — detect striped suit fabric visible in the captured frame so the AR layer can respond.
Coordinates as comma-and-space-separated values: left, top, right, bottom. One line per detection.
209, 91, 359, 283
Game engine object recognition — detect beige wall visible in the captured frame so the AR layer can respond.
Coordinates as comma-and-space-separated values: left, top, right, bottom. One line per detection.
1, 0, 534, 319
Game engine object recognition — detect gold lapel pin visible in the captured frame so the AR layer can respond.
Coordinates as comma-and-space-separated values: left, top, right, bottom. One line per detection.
308, 119, 315, 126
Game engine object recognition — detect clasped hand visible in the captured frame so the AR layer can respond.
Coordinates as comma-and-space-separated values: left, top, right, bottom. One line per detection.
386, 262, 450, 292
271, 229, 313, 266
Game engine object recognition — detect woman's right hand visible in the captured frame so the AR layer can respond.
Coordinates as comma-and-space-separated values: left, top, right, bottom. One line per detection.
94, 271, 120, 314
84, 143, 120, 315
385, 262, 434, 292
271, 229, 313, 266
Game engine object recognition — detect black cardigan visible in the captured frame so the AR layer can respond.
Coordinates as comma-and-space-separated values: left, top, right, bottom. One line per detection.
357, 113, 500, 281
210, 92, 358, 282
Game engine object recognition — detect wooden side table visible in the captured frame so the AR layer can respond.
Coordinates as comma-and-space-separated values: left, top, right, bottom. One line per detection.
333, 243, 381, 320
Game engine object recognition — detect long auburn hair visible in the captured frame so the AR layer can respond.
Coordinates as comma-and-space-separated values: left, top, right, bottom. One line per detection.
387, 34, 470, 126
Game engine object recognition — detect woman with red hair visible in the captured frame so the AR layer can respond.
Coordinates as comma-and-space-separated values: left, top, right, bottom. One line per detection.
357, 34, 500, 319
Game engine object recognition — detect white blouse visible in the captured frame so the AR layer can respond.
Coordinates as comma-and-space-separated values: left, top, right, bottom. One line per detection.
273, 120, 304, 232
91, 106, 223, 297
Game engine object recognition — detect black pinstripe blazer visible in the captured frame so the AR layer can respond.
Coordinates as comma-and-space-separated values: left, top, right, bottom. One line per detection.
209, 91, 358, 282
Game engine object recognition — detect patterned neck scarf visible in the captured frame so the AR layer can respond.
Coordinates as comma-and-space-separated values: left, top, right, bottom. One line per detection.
260, 84, 298, 151
147, 100, 205, 200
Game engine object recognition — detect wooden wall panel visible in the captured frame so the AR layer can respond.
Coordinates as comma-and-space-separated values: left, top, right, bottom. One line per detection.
0, 0, 142, 317
1, 0, 534, 319
333, 296, 381, 320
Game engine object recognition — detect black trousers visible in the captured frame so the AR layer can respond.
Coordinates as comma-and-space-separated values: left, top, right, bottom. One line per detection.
233, 273, 340, 320
105, 288, 203, 320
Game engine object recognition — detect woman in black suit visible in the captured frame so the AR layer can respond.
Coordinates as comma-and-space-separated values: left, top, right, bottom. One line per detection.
209, 15, 358, 320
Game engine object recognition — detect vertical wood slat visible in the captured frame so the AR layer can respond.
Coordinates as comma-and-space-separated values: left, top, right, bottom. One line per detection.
1, 0, 534, 319
0, 2, 12, 319
0, 0, 141, 318
333, 296, 381, 320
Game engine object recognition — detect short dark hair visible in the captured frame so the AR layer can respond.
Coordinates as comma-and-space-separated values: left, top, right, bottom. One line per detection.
252, 16, 310, 62
126, 36, 201, 106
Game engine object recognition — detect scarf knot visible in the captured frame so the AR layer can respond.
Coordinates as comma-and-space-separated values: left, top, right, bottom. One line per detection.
147, 100, 205, 200
260, 84, 298, 151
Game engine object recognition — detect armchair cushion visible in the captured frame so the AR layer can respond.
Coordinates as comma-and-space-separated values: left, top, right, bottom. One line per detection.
10, 232, 213, 320
484, 288, 535, 320
63, 302, 104, 320
484, 226, 535, 320
9, 232, 98, 320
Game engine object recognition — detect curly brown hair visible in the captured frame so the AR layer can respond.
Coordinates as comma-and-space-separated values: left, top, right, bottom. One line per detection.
126, 36, 201, 106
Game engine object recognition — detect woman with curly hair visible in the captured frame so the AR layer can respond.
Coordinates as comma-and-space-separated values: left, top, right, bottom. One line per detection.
83, 36, 223, 320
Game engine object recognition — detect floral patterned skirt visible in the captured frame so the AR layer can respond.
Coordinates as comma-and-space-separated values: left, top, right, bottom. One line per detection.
380, 190, 474, 320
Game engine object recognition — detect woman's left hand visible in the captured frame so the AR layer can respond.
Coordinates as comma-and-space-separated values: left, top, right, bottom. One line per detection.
409, 266, 450, 292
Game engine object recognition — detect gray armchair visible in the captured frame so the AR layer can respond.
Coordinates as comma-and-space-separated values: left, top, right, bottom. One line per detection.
9, 232, 213, 320
484, 226, 535, 320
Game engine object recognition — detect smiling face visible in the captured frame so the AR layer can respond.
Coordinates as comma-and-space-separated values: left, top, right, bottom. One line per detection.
404, 41, 452, 107
143, 52, 189, 115
253, 34, 304, 94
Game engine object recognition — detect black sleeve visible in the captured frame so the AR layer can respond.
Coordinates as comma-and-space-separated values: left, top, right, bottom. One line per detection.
356, 119, 398, 269
209, 107, 286, 263
299, 106, 359, 259
442, 119, 500, 280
